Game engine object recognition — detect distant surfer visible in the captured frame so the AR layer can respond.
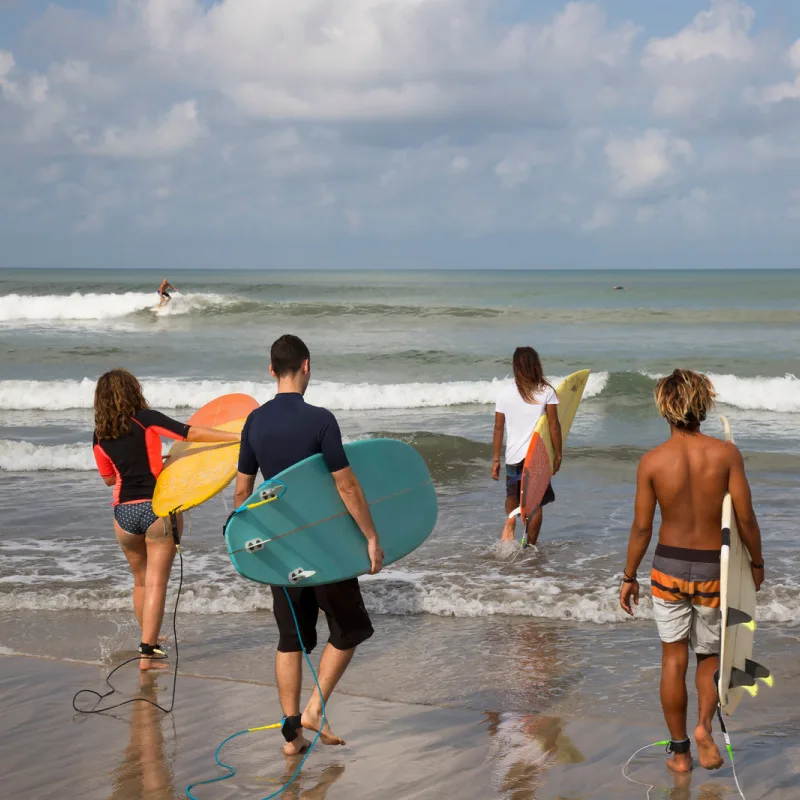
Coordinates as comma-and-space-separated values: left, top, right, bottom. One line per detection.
492, 347, 562, 546
612, 285, 626, 291
619, 370, 764, 772
234, 334, 384, 754
157, 278, 177, 307
92, 369, 240, 669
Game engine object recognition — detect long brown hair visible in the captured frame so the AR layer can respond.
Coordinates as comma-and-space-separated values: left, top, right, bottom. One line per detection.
513, 346, 551, 403
654, 369, 716, 430
94, 369, 148, 439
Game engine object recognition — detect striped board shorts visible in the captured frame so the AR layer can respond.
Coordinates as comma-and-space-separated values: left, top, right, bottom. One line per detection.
650, 543, 721, 655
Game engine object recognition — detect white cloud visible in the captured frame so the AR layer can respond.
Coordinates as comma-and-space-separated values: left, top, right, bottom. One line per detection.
643, 0, 756, 66
450, 156, 470, 174
605, 129, 693, 196
582, 202, 616, 230
494, 158, 531, 189
82, 101, 202, 158
1, 0, 800, 258
762, 78, 800, 104
789, 39, 800, 71
35, 163, 64, 184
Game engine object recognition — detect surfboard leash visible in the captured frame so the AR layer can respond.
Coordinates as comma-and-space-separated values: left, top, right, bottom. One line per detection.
72, 518, 183, 715
622, 717, 746, 800
185, 585, 327, 800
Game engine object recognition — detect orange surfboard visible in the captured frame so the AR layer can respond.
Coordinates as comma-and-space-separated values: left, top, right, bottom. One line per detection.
152, 393, 259, 516
515, 370, 591, 535
187, 393, 259, 427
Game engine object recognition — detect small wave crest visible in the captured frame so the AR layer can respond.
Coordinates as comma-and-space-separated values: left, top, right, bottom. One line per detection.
2, 570, 798, 624
0, 440, 96, 472
0, 292, 235, 322
0, 373, 609, 412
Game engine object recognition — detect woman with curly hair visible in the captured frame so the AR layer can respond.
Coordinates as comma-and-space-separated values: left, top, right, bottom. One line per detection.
93, 369, 240, 668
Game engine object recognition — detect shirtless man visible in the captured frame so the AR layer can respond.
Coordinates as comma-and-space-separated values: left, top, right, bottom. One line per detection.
157, 278, 177, 307
619, 370, 764, 773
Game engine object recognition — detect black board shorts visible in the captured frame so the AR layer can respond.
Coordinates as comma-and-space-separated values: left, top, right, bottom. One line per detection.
271, 579, 374, 653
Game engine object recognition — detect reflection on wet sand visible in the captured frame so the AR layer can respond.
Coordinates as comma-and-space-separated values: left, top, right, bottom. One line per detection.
669, 770, 728, 800
482, 617, 581, 713
485, 618, 585, 798
110, 673, 177, 799
279, 761, 346, 799
487, 712, 584, 799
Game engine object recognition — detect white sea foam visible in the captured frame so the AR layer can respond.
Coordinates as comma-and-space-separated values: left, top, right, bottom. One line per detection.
642, 371, 800, 414
0, 373, 608, 412
708, 373, 800, 414
0, 292, 233, 322
1, 556, 798, 624
0, 440, 97, 472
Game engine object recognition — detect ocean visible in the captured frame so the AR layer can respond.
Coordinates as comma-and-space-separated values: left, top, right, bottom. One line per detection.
1, 268, 799, 753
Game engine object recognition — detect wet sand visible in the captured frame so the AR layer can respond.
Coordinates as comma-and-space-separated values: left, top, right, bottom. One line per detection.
2, 652, 799, 799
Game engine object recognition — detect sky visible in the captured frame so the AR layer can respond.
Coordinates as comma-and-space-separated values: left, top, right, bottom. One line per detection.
2, 0, 800, 270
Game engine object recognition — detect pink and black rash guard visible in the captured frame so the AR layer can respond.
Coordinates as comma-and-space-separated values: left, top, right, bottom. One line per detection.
92, 409, 190, 505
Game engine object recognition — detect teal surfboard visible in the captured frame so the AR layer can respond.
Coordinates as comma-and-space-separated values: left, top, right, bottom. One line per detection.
224, 438, 437, 587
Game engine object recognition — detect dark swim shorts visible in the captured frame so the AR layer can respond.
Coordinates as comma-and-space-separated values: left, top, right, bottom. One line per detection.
505, 461, 555, 506
271, 579, 374, 653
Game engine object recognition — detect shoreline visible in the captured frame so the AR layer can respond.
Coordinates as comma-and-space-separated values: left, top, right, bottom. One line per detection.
3, 652, 799, 799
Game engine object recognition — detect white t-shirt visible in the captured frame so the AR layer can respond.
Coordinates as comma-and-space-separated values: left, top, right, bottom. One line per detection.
495, 382, 559, 465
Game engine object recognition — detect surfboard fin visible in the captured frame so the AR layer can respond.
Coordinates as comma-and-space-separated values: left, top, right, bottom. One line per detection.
508, 506, 521, 520
745, 659, 774, 688
729, 667, 759, 697
288, 568, 316, 584
726, 607, 756, 631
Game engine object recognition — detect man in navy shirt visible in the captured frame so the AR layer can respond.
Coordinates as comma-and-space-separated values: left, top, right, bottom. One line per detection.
234, 334, 384, 754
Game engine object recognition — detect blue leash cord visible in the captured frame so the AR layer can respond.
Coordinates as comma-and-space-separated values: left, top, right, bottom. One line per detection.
185, 586, 327, 799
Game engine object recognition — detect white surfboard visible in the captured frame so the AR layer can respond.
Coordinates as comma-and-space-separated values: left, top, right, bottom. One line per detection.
717, 416, 772, 715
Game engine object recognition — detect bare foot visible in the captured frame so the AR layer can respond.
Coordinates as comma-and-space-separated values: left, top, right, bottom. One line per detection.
695, 725, 724, 770
301, 707, 346, 746
666, 752, 693, 773
282, 732, 311, 756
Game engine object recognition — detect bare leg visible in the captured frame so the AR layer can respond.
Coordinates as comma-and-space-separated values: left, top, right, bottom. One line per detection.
139, 516, 180, 671
276, 650, 311, 755
115, 522, 147, 632
695, 653, 724, 769
501, 495, 517, 541
661, 639, 693, 773
525, 507, 544, 547
301, 643, 354, 746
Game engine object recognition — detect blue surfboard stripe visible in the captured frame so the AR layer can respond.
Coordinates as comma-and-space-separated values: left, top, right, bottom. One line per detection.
224, 438, 438, 587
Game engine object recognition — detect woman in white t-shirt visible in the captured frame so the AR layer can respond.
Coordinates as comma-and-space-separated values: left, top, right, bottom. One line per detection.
492, 347, 562, 545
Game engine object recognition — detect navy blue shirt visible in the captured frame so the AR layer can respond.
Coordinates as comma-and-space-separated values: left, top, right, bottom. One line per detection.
238, 393, 349, 480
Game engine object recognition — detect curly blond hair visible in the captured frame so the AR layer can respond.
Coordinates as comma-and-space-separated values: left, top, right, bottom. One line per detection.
654, 369, 716, 430
94, 369, 148, 440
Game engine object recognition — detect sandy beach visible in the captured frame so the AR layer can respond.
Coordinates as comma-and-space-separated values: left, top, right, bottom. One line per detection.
3, 617, 799, 799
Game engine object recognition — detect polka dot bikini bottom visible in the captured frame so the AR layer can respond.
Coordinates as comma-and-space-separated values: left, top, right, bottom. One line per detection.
114, 501, 160, 535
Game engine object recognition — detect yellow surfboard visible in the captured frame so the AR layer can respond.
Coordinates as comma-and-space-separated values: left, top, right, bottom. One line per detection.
152, 417, 246, 516
516, 369, 591, 528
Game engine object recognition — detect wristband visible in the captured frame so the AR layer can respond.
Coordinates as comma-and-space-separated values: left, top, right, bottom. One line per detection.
751, 562, 764, 569
622, 571, 638, 584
